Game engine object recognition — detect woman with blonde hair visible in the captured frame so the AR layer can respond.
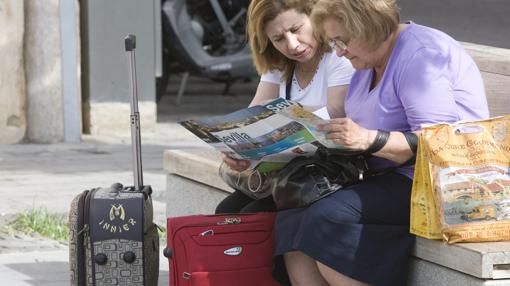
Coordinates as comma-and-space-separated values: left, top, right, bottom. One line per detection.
215, 0, 354, 214
272, 0, 489, 285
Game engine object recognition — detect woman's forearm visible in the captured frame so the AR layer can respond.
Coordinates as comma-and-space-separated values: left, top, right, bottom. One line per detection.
370, 131, 416, 164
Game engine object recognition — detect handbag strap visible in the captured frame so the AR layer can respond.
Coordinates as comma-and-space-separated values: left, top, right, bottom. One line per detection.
285, 66, 294, 100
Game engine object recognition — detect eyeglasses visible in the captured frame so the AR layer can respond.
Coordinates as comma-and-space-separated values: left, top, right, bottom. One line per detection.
328, 38, 348, 51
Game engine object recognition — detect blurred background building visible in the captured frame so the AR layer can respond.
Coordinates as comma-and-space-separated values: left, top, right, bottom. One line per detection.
0, 0, 508, 144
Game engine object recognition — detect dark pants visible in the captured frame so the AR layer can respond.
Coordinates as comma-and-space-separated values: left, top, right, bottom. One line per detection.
215, 189, 277, 214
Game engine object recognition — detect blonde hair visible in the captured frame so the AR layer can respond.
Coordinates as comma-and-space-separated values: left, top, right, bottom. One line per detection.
247, 0, 329, 80
311, 0, 400, 51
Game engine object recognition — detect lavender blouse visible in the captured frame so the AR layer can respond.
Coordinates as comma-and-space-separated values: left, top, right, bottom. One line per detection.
345, 22, 489, 178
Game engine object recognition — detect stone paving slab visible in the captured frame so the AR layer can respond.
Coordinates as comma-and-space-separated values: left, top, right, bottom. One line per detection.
0, 249, 170, 286
0, 123, 208, 223
0, 89, 254, 284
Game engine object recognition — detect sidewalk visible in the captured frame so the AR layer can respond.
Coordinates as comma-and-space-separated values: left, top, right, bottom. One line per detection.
0, 132, 179, 285
0, 250, 170, 286
0, 124, 203, 226
0, 79, 254, 285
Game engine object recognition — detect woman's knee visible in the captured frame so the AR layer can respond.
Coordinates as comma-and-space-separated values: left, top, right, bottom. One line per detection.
284, 251, 329, 286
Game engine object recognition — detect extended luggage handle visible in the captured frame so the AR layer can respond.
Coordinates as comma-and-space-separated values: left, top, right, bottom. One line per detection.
125, 34, 144, 191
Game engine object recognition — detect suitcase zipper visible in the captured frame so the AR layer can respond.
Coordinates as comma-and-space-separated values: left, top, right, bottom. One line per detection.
217, 216, 242, 225
171, 213, 275, 233
200, 229, 214, 236
177, 229, 270, 284
76, 190, 89, 286
84, 188, 98, 286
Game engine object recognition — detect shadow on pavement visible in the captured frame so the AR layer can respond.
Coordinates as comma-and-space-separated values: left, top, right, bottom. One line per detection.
157, 75, 255, 123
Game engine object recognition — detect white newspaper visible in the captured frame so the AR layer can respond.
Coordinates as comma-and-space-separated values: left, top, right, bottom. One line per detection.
180, 98, 346, 172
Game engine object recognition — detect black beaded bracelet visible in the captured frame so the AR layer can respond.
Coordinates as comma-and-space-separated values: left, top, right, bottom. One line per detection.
365, 130, 390, 154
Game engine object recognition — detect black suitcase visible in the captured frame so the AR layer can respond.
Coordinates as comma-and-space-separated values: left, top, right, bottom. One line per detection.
69, 35, 159, 286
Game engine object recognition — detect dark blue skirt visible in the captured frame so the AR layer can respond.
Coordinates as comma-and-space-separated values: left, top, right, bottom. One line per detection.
274, 172, 415, 286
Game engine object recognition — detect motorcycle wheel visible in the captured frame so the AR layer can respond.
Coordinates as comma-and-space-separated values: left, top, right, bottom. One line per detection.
157, 0, 254, 102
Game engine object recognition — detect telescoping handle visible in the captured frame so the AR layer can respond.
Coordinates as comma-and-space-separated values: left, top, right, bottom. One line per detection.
125, 34, 143, 191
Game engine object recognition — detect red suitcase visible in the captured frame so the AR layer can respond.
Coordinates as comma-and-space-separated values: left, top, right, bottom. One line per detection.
164, 212, 281, 286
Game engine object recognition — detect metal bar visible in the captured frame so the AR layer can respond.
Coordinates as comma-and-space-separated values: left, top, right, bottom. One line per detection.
175, 72, 189, 106
125, 35, 143, 191
208, 0, 234, 41
228, 8, 246, 26
154, 0, 162, 78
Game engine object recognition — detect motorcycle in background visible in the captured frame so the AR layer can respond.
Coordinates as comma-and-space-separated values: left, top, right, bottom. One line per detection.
157, 0, 257, 103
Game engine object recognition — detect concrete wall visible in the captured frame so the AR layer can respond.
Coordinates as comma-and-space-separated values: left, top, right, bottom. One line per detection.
0, 0, 80, 144
24, 0, 81, 143
1, 0, 155, 143
81, 0, 157, 136
24, 1, 65, 143
0, 0, 26, 144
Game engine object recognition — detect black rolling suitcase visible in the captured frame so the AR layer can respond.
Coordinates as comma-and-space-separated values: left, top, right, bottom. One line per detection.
69, 35, 159, 286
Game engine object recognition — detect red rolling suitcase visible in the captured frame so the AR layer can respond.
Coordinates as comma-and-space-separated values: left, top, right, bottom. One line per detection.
164, 212, 281, 286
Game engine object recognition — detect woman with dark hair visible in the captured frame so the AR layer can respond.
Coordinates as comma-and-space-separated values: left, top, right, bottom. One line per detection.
215, 0, 354, 214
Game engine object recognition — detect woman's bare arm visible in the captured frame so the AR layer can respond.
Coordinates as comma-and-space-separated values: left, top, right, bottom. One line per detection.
249, 81, 280, 107
326, 84, 348, 118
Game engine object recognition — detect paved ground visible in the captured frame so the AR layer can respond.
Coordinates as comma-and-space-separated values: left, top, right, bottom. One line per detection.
399, 0, 510, 49
0, 77, 255, 285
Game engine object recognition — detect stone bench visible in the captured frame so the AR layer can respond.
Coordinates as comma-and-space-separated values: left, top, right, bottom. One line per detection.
164, 149, 510, 285
164, 42, 510, 285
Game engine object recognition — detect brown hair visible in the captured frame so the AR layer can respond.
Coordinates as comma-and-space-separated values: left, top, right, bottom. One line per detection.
247, 0, 329, 80
311, 0, 400, 51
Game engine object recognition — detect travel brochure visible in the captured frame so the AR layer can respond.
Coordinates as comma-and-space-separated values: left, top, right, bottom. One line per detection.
180, 98, 345, 172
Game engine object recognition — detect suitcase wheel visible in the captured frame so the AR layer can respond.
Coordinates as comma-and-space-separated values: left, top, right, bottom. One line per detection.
163, 247, 172, 258
123, 251, 136, 263
94, 253, 108, 265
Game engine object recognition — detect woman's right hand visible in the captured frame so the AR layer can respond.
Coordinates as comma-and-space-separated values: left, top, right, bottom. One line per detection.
222, 153, 251, 172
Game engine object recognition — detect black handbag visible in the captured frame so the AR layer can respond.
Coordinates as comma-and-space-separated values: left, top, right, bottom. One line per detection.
270, 147, 371, 210
268, 76, 371, 209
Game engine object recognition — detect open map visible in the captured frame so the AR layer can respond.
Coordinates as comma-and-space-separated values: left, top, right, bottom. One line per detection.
180, 98, 346, 172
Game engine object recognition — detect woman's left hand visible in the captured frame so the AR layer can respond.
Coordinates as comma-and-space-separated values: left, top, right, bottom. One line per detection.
318, 117, 375, 150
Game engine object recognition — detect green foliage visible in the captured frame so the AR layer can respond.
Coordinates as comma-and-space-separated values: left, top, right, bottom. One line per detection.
9, 208, 69, 242
158, 225, 167, 240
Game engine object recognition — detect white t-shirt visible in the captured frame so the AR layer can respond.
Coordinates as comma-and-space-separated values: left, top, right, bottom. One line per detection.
260, 52, 354, 107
